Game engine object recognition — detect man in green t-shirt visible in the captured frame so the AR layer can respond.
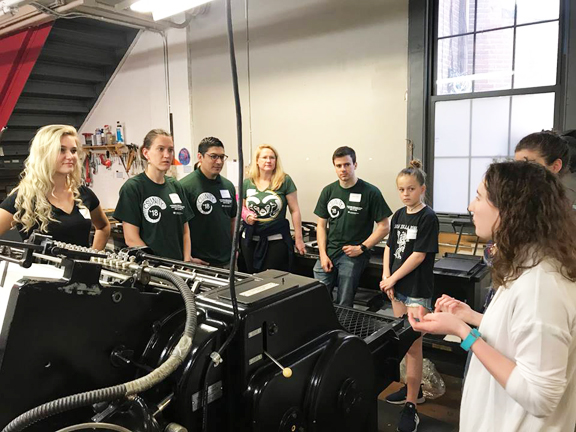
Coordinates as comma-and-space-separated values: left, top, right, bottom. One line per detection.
313, 146, 392, 307
180, 137, 237, 267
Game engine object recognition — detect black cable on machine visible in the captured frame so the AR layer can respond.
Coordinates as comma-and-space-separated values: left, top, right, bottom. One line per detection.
201, 0, 244, 429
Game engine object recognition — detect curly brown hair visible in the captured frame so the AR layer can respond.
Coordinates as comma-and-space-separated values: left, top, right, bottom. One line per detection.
485, 161, 576, 288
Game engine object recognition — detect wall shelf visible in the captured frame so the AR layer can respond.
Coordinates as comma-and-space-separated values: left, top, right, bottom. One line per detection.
83, 144, 126, 151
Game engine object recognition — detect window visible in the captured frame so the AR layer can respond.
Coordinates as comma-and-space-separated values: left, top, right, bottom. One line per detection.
430, 0, 562, 214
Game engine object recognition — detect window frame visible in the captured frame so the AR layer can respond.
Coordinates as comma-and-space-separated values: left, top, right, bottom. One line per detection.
407, 0, 576, 218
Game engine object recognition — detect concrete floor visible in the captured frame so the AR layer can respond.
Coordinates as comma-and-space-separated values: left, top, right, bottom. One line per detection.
378, 376, 462, 432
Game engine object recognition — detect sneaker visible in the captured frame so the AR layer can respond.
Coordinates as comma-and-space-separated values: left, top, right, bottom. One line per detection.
397, 402, 420, 432
385, 384, 425, 405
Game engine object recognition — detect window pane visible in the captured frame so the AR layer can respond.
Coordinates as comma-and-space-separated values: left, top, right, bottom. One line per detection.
509, 93, 555, 154
470, 158, 495, 203
471, 96, 510, 157
516, 0, 560, 25
433, 158, 470, 213
435, 100, 471, 157
437, 35, 474, 95
514, 22, 559, 89
438, 0, 475, 37
474, 29, 514, 92
476, 0, 515, 32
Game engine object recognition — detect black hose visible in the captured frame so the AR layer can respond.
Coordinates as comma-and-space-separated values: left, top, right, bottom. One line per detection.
148, 268, 197, 340
2, 268, 196, 432
221, 0, 243, 362
201, 0, 244, 429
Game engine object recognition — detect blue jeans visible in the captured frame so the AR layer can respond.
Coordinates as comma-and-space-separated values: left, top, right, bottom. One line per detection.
313, 253, 369, 307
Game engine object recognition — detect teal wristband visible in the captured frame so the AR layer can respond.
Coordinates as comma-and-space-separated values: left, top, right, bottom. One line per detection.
460, 328, 481, 352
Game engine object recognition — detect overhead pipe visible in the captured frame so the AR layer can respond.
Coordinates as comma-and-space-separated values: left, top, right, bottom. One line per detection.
0, 0, 34, 17
0, 0, 84, 36
0, 0, 173, 36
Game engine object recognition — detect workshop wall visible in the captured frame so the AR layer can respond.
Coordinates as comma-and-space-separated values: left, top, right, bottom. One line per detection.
79, 28, 192, 210
81, 0, 409, 218
187, 0, 409, 222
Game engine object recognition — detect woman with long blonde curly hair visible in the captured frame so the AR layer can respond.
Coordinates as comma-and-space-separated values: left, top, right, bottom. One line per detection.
241, 144, 306, 273
0, 125, 110, 249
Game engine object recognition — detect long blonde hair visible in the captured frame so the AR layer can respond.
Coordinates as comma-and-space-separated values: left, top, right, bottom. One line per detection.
11, 125, 84, 233
247, 144, 286, 191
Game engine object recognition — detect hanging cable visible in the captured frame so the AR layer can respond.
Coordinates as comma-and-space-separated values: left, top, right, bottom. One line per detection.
201, 0, 244, 429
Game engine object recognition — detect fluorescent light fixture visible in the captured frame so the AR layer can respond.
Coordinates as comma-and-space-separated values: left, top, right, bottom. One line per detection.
159, 0, 211, 21
129, 0, 153, 13
130, 0, 211, 18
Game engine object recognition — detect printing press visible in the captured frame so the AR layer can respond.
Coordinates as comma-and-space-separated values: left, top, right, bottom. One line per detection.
0, 234, 419, 432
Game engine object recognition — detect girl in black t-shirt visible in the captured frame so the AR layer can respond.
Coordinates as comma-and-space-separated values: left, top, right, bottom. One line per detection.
379, 159, 439, 432
0, 125, 110, 249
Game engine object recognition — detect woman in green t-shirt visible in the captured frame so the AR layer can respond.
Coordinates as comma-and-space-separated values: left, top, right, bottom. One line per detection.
114, 129, 194, 261
241, 144, 306, 273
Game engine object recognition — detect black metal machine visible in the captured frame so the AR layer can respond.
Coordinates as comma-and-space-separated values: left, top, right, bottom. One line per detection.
0, 236, 418, 432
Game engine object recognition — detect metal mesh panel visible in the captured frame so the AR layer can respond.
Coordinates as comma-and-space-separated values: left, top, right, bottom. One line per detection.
334, 306, 394, 340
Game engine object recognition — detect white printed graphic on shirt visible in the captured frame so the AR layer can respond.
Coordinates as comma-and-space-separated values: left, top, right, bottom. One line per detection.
220, 189, 231, 199
143, 196, 167, 223
327, 198, 346, 219
197, 192, 217, 215
246, 192, 282, 220
394, 224, 418, 260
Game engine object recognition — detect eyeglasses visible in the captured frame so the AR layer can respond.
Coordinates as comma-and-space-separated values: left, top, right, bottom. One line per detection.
205, 153, 228, 162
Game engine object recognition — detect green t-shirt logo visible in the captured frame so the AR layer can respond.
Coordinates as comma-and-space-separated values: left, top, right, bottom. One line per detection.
247, 192, 283, 220
143, 196, 167, 223
197, 192, 217, 215
327, 198, 346, 219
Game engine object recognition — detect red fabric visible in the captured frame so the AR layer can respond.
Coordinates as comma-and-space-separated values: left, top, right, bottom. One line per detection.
0, 22, 52, 129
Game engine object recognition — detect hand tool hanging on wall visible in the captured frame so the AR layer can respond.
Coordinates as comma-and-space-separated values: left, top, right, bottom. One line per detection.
99, 154, 112, 169
126, 148, 137, 174
84, 156, 92, 186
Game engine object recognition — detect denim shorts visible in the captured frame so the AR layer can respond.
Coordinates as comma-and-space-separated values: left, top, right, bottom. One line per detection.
393, 291, 433, 311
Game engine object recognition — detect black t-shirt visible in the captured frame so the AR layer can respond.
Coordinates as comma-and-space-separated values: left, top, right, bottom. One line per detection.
0, 186, 100, 247
386, 205, 439, 299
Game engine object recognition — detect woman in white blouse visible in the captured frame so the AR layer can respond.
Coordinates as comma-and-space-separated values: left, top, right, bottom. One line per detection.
410, 161, 576, 432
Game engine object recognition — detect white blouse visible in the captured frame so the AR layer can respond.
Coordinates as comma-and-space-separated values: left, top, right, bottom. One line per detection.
460, 260, 576, 432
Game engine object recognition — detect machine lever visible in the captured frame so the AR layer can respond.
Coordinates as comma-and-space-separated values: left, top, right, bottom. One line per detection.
264, 351, 292, 378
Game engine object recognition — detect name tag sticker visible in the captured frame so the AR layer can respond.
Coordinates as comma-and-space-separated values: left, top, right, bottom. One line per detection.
349, 193, 362, 203
407, 227, 418, 240
169, 193, 182, 204
247, 189, 257, 197
79, 207, 91, 219
220, 189, 231, 199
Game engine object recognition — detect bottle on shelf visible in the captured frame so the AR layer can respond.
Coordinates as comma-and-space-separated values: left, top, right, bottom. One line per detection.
104, 125, 115, 145
116, 121, 124, 144
95, 129, 102, 146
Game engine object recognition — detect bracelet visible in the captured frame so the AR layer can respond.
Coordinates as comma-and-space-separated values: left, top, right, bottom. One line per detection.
460, 328, 482, 352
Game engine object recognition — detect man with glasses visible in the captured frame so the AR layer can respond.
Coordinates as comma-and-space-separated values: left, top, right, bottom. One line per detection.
180, 137, 237, 268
